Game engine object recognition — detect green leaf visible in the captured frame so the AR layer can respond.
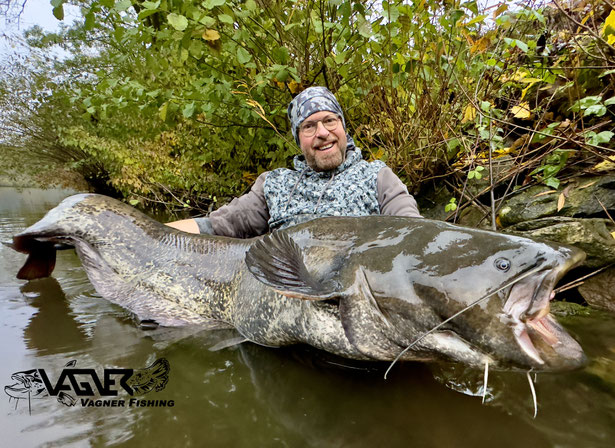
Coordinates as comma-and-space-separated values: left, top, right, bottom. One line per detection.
384, 5, 400, 23
604, 96, 615, 106
52, 5, 64, 20
544, 177, 560, 189
272, 47, 289, 64
218, 14, 233, 24
114, 0, 132, 12
183, 102, 195, 118
159, 102, 168, 121
129, 199, 140, 206
465, 14, 487, 26
202, 0, 226, 9
450, 9, 464, 24
50, 0, 63, 7
586, 131, 614, 145
138, 9, 159, 20
237, 46, 252, 64
514, 39, 528, 53
584, 104, 607, 117
275, 66, 290, 82
84, 12, 95, 30
199, 16, 216, 26
357, 16, 372, 38
167, 13, 189, 31
142, 0, 160, 9
339, 1, 351, 22
580, 95, 603, 107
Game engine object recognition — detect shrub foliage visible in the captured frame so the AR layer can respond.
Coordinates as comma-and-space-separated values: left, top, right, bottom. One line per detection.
1, 0, 614, 219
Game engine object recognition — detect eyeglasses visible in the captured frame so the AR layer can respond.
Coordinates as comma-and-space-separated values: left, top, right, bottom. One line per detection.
299, 115, 340, 137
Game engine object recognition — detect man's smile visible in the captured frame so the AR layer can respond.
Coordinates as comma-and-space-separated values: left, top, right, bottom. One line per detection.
314, 141, 336, 151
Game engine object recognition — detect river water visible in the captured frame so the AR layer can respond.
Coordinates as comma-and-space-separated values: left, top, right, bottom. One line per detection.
1, 187, 614, 447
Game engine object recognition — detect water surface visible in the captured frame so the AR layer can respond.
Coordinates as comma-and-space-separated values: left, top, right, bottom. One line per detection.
1, 187, 614, 447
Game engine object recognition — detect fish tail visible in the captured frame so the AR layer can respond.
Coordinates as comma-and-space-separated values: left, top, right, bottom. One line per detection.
11, 236, 57, 280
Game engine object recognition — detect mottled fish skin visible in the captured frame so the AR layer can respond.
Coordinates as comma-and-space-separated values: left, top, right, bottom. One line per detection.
12, 194, 587, 371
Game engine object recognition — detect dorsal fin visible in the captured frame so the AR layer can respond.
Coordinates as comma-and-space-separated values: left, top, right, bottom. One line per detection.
245, 231, 340, 300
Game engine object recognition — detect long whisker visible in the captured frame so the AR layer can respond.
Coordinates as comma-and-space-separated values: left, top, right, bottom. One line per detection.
383, 263, 545, 379
482, 360, 489, 404
527, 371, 538, 418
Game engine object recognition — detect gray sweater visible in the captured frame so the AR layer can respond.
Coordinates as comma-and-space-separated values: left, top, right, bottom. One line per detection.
198, 154, 421, 238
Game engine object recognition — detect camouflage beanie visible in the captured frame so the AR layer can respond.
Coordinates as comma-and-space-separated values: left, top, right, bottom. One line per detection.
287, 86, 346, 144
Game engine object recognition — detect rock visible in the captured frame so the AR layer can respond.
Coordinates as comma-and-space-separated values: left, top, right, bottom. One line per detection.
578, 267, 615, 313
550, 301, 593, 317
504, 217, 615, 268
457, 204, 492, 229
465, 155, 516, 198
498, 175, 615, 227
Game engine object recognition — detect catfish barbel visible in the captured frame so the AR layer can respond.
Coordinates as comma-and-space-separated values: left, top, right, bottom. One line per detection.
10, 194, 587, 371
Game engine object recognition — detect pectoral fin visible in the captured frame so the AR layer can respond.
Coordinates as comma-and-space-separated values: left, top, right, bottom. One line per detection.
245, 231, 340, 300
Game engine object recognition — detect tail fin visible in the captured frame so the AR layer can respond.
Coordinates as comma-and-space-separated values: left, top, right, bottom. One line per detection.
9, 236, 57, 280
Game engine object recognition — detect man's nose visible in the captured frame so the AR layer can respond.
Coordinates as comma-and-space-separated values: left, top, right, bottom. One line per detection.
315, 121, 330, 137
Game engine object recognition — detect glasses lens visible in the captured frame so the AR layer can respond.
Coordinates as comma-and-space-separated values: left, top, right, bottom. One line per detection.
323, 117, 339, 131
300, 117, 338, 137
301, 124, 316, 136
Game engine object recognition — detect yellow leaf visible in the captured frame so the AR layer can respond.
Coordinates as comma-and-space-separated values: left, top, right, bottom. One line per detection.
603, 10, 615, 35
461, 29, 474, 46
461, 104, 477, 123
533, 190, 556, 198
246, 99, 265, 116
593, 155, 615, 172
288, 80, 301, 94
611, 231, 615, 240
579, 180, 598, 190
581, 9, 594, 26
493, 3, 508, 18
470, 35, 490, 54
202, 29, 220, 41
609, 34, 615, 46
511, 102, 531, 119
557, 192, 566, 212
370, 148, 385, 161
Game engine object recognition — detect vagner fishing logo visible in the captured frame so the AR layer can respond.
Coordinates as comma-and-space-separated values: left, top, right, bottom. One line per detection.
4, 358, 173, 414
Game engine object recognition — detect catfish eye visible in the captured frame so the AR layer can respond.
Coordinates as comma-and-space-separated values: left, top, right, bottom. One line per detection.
494, 258, 511, 272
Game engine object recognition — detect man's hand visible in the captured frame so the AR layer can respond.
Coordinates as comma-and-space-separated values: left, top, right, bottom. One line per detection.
165, 219, 200, 234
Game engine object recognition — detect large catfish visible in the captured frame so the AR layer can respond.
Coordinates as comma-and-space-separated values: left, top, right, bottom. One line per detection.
10, 194, 586, 371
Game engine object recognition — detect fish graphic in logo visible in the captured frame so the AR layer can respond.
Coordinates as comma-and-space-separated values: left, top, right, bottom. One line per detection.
5, 361, 77, 415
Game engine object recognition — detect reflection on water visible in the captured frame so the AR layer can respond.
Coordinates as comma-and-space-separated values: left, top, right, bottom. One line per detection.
0, 187, 614, 447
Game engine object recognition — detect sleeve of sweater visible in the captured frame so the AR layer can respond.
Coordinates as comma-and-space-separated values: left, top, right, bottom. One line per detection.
377, 167, 422, 218
197, 172, 270, 238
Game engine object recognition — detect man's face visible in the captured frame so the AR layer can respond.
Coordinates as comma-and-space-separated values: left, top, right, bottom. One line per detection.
298, 111, 347, 172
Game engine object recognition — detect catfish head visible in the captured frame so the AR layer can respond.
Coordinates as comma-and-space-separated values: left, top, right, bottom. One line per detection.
245, 216, 587, 372
4, 369, 47, 400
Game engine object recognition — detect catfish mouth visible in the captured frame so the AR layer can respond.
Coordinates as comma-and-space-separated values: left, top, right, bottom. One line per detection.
502, 254, 586, 370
